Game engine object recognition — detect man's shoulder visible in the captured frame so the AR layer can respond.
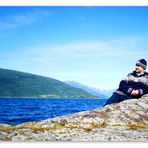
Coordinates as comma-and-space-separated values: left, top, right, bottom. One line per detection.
127, 71, 135, 76
126, 71, 148, 77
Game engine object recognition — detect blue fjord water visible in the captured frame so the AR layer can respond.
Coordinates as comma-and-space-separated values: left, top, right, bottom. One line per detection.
0, 98, 107, 125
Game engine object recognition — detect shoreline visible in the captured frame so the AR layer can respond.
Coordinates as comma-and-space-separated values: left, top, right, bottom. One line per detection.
0, 94, 148, 141
0, 97, 103, 99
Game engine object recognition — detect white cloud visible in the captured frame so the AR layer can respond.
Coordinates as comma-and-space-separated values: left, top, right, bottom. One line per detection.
1, 37, 147, 68
21, 38, 147, 64
0, 9, 52, 29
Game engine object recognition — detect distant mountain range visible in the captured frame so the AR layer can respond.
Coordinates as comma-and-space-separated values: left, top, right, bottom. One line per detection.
0, 68, 97, 98
65, 81, 114, 98
101, 89, 115, 98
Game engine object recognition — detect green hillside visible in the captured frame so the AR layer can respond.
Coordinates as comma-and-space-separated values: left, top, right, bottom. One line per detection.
0, 68, 97, 98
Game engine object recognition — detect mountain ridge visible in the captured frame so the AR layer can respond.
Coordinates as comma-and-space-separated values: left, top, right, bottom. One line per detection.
0, 68, 97, 98
65, 81, 110, 98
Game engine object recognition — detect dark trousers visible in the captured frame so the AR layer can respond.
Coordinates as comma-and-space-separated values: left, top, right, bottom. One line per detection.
104, 93, 134, 106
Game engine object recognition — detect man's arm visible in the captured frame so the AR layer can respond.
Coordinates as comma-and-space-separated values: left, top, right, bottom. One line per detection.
139, 87, 148, 96
119, 81, 142, 97
119, 80, 133, 95
139, 73, 148, 96
118, 73, 134, 94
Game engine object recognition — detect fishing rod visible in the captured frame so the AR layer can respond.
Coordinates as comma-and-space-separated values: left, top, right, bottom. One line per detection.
44, 97, 56, 118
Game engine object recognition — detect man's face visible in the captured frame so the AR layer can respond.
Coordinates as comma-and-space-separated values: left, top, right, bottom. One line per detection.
135, 65, 145, 73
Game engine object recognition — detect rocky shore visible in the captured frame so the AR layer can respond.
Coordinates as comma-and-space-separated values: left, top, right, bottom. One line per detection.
0, 94, 148, 141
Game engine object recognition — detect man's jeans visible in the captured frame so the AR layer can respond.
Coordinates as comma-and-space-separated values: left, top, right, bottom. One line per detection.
104, 93, 134, 106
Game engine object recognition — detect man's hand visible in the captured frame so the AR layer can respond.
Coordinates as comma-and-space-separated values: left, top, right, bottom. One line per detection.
131, 90, 139, 96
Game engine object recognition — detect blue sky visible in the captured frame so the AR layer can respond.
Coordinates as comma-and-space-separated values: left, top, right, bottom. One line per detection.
0, 6, 148, 90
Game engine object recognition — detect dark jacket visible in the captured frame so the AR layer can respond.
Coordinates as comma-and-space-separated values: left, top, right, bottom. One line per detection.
115, 71, 148, 97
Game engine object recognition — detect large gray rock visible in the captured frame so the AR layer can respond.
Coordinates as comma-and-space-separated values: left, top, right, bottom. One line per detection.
0, 94, 148, 141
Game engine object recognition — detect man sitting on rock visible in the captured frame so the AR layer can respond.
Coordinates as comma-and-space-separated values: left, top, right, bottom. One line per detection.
105, 59, 148, 105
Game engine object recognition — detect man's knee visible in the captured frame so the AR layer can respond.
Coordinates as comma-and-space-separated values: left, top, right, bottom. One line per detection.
104, 93, 122, 106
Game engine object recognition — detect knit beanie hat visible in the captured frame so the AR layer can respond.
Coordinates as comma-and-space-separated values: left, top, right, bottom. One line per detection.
136, 59, 147, 70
